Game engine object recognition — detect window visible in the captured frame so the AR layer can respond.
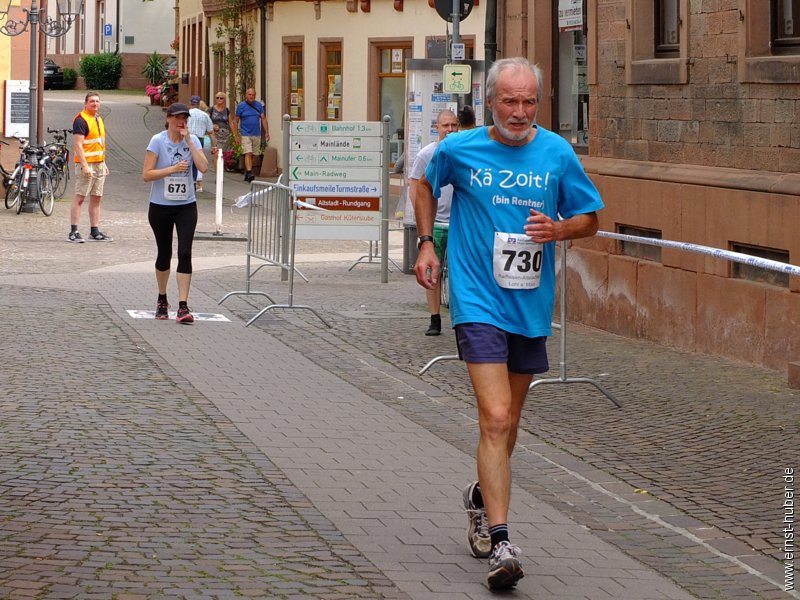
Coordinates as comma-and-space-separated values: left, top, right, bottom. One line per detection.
319, 40, 342, 121
283, 40, 303, 120
731, 243, 790, 288
368, 40, 412, 166
619, 225, 662, 262
772, 0, 800, 53
655, 0, 679, 57
740, 0, 800, 82
625, 0, 688, 84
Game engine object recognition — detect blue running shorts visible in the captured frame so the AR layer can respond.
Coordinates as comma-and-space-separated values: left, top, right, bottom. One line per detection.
455, 322, 549, 375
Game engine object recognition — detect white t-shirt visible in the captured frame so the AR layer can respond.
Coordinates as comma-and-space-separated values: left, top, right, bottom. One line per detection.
410, 141, 452, 223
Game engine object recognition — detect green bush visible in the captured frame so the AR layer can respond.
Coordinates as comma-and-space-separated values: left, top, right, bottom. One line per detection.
62, 68, 77, 89
79, 52, 122, 89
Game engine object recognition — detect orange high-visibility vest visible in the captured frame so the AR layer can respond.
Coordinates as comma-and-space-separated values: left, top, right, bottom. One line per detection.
73, 110, 106, 163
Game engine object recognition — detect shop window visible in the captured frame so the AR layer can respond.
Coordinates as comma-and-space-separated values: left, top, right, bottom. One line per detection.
731, 243, 790, 288
740, 0, 800, 82
619, 225, 662, 262
319, 40, 342, 121
284, 40, 303, 120
556, 1, 589, 149
625, 0, 688, 84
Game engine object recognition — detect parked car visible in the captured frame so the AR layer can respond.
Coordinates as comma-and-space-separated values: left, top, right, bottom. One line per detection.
165, 56, 177, 78
43, 58, 64, 90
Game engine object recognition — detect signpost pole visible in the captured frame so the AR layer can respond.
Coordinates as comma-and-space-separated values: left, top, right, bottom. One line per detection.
451, 0, 463, 112
381, 115, 391, 283
281, 114, 292, 282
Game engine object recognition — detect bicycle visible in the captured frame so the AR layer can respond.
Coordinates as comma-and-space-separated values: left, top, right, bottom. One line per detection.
46, 127, 71, 198
4, 139, 56, 216
0, 139, 14, 190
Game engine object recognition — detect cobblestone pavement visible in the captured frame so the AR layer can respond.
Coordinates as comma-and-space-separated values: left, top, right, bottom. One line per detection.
0, 90, 797, 599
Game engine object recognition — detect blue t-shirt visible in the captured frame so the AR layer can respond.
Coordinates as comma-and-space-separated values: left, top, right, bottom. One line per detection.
425, 126, 604, 338
146, 130, 201, 206
235, 100, 265, 136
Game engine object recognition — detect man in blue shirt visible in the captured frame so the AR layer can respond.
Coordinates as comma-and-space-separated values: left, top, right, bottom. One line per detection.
414, 57, 604, 591
234, 88, 270, 182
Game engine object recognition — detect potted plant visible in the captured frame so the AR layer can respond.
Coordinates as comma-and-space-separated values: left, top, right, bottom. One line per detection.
141, 51, 167, 97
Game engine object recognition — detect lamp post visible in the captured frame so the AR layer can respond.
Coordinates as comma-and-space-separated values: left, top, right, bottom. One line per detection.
0, 0, 84, 145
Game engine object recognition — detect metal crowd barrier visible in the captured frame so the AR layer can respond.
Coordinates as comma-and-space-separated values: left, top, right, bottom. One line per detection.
219, 181, 329, 328
419, 228, 800, 406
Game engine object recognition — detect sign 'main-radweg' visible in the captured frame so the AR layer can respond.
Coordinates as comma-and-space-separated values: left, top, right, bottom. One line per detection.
289, 121, 383, 240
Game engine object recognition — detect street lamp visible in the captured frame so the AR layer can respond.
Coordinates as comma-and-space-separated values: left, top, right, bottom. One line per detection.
0, 0, 84, 144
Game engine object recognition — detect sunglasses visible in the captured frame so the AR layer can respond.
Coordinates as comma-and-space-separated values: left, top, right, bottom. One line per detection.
215, 96, 224, 99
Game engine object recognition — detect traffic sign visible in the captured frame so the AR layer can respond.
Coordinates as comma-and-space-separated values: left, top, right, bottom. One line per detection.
103, 23, 113, 38
443, 64, 472, 94
433, 0, 473, 22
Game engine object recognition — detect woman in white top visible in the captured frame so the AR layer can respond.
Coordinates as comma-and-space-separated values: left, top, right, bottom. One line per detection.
142, 102, 209, 324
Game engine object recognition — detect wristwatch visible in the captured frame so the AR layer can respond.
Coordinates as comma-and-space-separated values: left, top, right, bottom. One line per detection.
417, 235, 435, 250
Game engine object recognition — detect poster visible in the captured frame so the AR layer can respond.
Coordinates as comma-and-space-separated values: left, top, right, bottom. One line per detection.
558, 0, 583, 32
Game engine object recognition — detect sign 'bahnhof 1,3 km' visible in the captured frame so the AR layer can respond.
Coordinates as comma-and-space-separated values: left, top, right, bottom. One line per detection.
289, 121, 384, 241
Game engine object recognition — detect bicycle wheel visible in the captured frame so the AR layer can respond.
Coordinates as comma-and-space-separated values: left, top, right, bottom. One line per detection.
4, 179, 20, 210
54, 160, 69, 198
38, 169, 55, 216
440, 247, 450, 309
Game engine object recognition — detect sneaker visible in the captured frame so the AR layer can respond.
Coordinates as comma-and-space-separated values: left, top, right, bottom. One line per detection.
67, 231, 85, 243
175, 305, 194, 324
87, 231, 113, 242
487, 541, 524, 590
195, 182, 204, 193
462, 482, 491, 558
425, 315, 442, 336
155, 299, 169, 320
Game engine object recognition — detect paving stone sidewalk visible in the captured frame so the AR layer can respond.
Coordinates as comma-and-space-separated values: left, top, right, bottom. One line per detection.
1, 89, 797, 599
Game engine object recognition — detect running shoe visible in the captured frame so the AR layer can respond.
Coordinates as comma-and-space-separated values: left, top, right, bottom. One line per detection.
155, 299, 169, 320
463, 482, 491, 558
175, 305, 194, 324
67, 231, 85, 243
87, 231, 113, 241
487, 541, 524, 590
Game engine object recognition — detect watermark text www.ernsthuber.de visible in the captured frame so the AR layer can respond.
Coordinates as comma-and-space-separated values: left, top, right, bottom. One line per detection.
785, 467, 795, 592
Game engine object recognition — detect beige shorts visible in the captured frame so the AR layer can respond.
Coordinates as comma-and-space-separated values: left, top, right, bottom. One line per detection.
240, 135, 263, 156
74, 162, 108, 197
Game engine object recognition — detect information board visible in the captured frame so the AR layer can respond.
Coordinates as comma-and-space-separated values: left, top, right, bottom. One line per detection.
289, 120, 385, 240
4, 80, 30, 139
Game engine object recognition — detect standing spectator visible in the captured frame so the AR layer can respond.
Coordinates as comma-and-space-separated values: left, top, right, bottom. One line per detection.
69, 91, 112, 242
233, 87, 270, 183
409, 109, 459, 336
142, 102, 209, 324
209, 91, 234, 156
413, 57, 604, 590
187, 95, 214, 193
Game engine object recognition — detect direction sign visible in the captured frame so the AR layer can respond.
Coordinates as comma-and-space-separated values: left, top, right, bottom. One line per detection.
291, 135, 383, 152
291, 181, 382, 197
290, 121, 382, 136
291, 166, 382, 181
299, 197, 380, 211
290, 151, 382, 167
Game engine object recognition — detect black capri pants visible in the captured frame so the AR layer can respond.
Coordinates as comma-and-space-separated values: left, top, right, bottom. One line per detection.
148, 202, 198, 274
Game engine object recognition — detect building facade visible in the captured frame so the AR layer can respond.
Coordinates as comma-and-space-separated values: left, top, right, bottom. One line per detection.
499, 0, 800, 374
